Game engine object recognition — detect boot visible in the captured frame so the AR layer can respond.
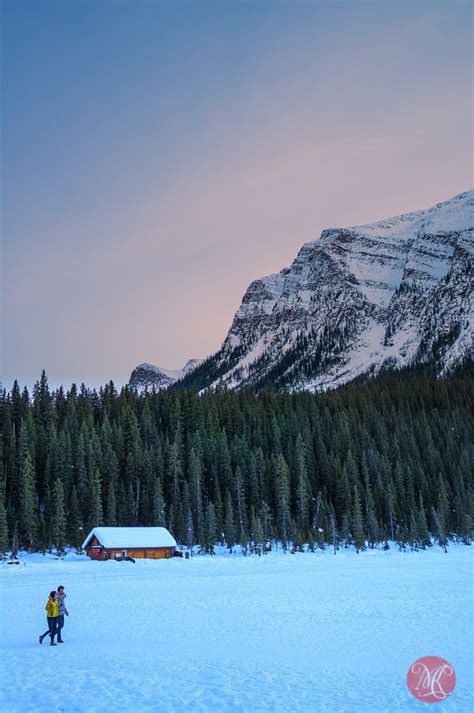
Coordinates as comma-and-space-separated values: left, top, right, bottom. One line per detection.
39, 635, 43, 644
58, 638, 64, 643
50, 640, 56, 646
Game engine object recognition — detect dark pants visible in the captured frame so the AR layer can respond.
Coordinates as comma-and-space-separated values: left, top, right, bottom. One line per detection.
57, 615, 64, 640
41, 617, 58, 642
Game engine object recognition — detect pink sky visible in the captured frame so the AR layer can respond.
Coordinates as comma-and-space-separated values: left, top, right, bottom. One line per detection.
2, 0, 472, 389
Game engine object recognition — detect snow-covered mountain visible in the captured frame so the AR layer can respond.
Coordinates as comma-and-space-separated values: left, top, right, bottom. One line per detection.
129, 359, 203, 392
180, 190, 473, 392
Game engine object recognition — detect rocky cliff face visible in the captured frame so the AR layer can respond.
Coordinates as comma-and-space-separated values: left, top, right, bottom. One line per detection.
129, 359, 203, 392
180, 190, 473, 392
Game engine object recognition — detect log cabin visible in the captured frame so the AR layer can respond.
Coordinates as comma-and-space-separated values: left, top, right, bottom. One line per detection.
82, 527, 177, 560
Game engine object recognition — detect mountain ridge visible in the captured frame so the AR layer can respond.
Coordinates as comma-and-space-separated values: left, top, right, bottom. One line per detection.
129, 359, 203, 392
177, 190, 473, 392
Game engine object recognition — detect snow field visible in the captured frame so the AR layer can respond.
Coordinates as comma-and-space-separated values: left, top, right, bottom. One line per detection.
0, 545, 472, 712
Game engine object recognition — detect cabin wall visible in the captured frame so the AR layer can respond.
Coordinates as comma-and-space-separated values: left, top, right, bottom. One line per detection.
86, 546, 175, 560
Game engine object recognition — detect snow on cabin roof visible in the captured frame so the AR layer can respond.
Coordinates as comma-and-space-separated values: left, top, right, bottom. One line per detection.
82, 527, 177, 550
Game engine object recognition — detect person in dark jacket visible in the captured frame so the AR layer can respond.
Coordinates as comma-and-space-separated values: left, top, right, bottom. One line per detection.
39, 591, 59, 646
56, 585, 69, 643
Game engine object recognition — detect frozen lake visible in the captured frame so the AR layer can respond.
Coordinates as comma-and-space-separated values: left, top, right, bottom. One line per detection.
1, 545, 472, 712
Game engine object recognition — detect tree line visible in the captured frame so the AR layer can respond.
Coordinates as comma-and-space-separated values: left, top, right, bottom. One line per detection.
0, 365, 472, 557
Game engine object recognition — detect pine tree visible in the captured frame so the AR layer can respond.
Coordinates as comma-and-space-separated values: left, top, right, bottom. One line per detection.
341, 512, 351, 548
213, 477, 224, 543
352, 485, 365, 553
52, 478, 66, 555
329, 513, 338, 555
364, 480, 379, 548
251, 510, 265, 556
291, 522, 305, 553
259, 500, 273, 550
416, 494, 431, 549
436, 473, 450, 535
19, 452, 37, 550
183, 482, 194, 553
431, 506, 448, 553
152, 477, 166, 526
75, 431, 88, 516
247, 451, 260, 508
32, 370, 54, 429
11, 521, 20, 559
106, 479, 117, 526
295, 434, 310, 536
89, 468, 104, 530
223, 491, 235, 552
216, 430, 232, 495
166, 442, 183, 533
234, 466, 247, 541
175, 500, 186, 544
385, 481, 397, 542
118, 479, 134, 526
274, 454, 291, 547
335, 460, 351, 525
187, 448, 203, 536
67, 485, 82, 550
408, 510, 419, 551
0, 478, 9, 557
312, 491, 324, 550
200, 502, 217, 555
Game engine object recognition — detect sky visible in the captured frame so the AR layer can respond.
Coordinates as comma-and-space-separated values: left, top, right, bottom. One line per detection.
1, 0, 472, 391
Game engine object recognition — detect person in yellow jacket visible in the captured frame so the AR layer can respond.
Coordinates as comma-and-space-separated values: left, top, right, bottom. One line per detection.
39, 591, 59, 646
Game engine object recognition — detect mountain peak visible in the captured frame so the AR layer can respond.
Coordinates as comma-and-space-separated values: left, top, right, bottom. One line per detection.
129, 359, 204, 392
178, 190, 473, 393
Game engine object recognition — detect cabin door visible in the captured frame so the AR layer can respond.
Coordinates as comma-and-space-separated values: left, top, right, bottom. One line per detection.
122, 550, 127, 558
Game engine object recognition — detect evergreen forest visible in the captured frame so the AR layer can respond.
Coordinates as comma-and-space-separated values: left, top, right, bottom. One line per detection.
0, 366, 472, 557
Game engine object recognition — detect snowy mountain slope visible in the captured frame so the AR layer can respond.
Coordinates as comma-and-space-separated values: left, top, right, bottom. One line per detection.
180, 190, 473, 392
129, 358, 203, 392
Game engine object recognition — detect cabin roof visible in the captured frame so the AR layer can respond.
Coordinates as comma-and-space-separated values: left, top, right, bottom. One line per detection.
82, 527, 177, 550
